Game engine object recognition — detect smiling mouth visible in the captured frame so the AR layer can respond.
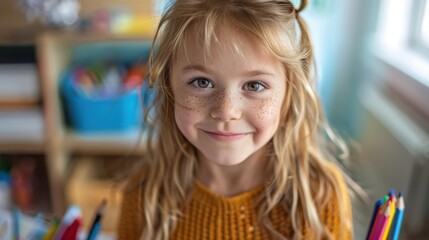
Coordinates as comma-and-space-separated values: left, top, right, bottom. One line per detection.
203, 130, 249, 141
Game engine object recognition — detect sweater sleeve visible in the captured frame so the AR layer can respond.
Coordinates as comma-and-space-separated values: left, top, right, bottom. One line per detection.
320, 164, 353, 239
117, 185, 145, 240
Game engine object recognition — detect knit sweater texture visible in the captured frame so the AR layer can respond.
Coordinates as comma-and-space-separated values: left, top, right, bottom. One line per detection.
118, 167, 352, 239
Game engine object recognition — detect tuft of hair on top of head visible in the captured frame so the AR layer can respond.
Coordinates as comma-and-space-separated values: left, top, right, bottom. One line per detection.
295, 0, 308, 13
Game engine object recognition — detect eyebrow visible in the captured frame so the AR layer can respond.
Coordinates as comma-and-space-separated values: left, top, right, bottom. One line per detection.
181, 64, 210, 74
181, 64, 276, 77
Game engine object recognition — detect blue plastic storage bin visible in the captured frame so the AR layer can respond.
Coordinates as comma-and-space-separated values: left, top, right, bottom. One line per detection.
61, 69, 144, 133
60, 42, 153, 133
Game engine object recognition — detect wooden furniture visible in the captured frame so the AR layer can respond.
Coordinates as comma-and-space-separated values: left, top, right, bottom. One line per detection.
37, 31, 153, 215
0, 0, 156, 213
0, 0, 157, 234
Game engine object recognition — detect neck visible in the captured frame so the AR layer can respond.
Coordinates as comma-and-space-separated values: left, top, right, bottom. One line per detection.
195, 146, 270, 197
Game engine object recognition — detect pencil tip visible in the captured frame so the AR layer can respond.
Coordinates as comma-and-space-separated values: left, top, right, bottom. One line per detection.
398, 195, 405, 209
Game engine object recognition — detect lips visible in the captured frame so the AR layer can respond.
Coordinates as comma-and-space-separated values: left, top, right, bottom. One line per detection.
203, 130, 249, 141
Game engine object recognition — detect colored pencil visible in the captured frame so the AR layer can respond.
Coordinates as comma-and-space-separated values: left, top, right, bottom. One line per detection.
369, 199, 392, 240
43, 217, 60, 240
87, 222, 101, 240
86, 199, 107, 240
366, 195, 388, 240
381, 196, 396, 240
389, 193, 405, 240
388, 189, 395, 198
61, 218, 81, 240
53, 205, 82, 240
12, 207, 20, 240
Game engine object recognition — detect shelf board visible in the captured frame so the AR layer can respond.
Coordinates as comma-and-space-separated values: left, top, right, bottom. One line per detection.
65, 129, 148, 155
0, 32, 38, 46
0, 141, 45, 153
0, 108, 45, 153
39, 29, 156, 44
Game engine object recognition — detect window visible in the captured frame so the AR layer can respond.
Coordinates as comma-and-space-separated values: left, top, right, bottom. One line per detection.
375, 0, 429, 83
375, 0, 429, 118
419, 1, 429, 49
410, 0, 429, 55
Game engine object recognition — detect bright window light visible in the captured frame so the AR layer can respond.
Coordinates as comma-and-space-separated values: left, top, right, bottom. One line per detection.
377, 0, 411, 48
421, 0, 429, 47
375, 0, 429, 88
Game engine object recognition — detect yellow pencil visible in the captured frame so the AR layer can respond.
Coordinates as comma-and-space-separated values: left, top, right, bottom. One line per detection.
43, 217, 60, 240
381, 195, 395, 240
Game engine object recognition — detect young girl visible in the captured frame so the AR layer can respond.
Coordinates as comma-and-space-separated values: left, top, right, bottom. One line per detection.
118, 0, 353, 239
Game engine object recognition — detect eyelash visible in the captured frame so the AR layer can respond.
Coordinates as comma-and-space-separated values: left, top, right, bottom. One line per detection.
188, 78, 214, 89
243, 81, 267, 92
188, 78, 268, 92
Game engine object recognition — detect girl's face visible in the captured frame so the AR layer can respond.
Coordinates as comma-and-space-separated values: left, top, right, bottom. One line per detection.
171, 31, 286, 166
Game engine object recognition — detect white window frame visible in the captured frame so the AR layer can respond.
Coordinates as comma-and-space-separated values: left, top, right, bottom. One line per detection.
409, 0, 429, 56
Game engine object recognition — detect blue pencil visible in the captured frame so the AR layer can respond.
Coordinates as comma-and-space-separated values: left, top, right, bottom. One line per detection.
12, 207, 21, 240
87, 222, 101, 240
86, 199, 107, 240
366, 195, 388, 240
388, 189, 395, 196
389, 193, 405, 240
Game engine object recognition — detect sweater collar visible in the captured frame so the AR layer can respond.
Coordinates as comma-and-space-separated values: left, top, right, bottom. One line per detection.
192, 180, 265, 210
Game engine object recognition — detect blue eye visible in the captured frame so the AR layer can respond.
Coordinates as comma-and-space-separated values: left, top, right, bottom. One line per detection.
244, 82, 266, 92
189, 78, 214, 89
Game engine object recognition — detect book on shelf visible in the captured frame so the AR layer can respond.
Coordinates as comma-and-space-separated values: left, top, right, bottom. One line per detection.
0, 63, 40, 104
0, 108, 44, 142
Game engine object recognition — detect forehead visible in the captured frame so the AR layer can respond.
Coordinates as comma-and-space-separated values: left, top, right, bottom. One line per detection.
175, 24, 276, 67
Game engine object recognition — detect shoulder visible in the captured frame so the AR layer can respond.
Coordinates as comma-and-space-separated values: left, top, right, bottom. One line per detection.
117, 167, 148, 239
319, 162, 351, 213
318, 162, 353, 239
310, 161, 350, 205
325, 162, 349, 195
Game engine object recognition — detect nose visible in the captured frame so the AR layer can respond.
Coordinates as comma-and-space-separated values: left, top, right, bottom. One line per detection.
210, 90, 242, 121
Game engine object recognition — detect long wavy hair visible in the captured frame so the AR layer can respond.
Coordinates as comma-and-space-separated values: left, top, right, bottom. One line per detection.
132, 0, 354, 239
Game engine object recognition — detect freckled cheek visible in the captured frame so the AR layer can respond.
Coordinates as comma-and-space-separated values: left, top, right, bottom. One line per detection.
175, 106, 192, 126
174, 89, 210, 113
174, 95, 210, 132
251, 97, 283, 123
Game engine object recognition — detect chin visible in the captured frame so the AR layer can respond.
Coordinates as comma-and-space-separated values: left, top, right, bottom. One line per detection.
202, 151, 250, 166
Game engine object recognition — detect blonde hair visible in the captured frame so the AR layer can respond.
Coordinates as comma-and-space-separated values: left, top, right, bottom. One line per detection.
134, 0, 353, 239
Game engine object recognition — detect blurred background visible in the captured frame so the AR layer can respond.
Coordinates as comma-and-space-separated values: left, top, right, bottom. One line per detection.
0, 0, 428, 239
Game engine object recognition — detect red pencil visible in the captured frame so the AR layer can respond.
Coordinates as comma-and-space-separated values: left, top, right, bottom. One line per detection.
369, 199, 392, 240
61, 218, 81, 240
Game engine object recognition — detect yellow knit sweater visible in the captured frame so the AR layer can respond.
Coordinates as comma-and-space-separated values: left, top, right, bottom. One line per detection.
118, 169, 352, 239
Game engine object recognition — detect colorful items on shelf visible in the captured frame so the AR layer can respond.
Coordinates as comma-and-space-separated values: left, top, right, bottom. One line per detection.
0, 155, 50, 213
71, 62, 146, 99
11, 159, 35, 212
0, 171, 11, 209
81, 8, 156, 36
61, 61, 149, 132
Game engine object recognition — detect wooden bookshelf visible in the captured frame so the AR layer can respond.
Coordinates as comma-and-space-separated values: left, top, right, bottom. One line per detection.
0, 0, 156, 235
36, 30, 153, 214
